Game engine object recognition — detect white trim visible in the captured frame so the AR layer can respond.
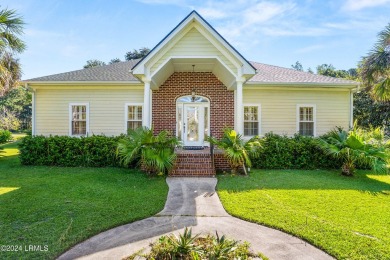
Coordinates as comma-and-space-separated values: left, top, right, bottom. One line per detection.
31, 88, 36, 136
296, 104, 316, 137
176, 95, 210, 146
349, 90, 354, 129
69, 103, 89, 136
150, 55, 237, 79
124, 103, 144, 133
243, 104, 261, 137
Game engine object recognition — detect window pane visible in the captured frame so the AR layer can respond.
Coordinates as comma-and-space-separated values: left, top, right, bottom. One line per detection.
299, 122, 314, 136
137, 106, 142, 120
177, 106, 182, 140
244, 106, 258, 121
72, 121, 86, 135
244, 122, 258, 136
127, 121, 142, 131
128, 106, 135, 120
300, 107, 313, 121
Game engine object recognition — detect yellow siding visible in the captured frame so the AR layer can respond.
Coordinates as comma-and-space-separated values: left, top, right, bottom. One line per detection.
150, 27, 236, 74
243, 88, 350, 136
35, 87, 143, 136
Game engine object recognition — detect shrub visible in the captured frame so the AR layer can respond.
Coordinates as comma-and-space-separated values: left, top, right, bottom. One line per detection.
117, 127, 180, 175
19, 135, 124, 167
252, 133, 342, 170
319, 127, 389, 176
207, 128, 262, 174
0, 129, 12, 144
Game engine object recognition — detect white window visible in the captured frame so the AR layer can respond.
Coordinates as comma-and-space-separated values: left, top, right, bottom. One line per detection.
69, 103, 89, 136
297, 105, 316, 136
244, 105, 260, 136
125, 103, 143, 132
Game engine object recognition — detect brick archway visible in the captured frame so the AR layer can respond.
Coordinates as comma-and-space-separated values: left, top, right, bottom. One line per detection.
152, 72, 234, 139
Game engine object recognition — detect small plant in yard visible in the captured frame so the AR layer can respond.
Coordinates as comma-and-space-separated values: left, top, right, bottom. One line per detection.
0, 129, 12, 144
117, 127, 180, 175
319, 126, 389, 176
207, 128, 262, 174
125, 227, 266, 260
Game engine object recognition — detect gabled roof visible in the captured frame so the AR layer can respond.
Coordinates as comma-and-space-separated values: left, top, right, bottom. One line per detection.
131, 10, 256, 78
26, 60, 141, 82
25, 60, 358, 86
249, 62, 357, 85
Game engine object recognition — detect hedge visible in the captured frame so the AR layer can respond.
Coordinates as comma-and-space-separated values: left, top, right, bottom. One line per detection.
19, 135, 124, 167
252, 133, 342, 169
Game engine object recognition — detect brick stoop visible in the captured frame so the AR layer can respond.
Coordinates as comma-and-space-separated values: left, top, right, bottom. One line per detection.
170, 149, 215, 177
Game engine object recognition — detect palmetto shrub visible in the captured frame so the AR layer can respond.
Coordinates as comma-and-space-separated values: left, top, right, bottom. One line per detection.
319, 127, 389, 176
117, 127, 180, 175
125, 227, 265, 260
207, 128, 262, 174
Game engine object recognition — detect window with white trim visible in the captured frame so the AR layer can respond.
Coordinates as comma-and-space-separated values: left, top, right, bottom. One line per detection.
244, 105, 259, 136
70, 104, 88, 136
126, 104, 143, 131
298, 105, 315, 136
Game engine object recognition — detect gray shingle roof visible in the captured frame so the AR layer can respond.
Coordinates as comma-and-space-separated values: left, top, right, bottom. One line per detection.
249, 61, 357, 85
26, 59, 358, 86
26, 59, 141, 82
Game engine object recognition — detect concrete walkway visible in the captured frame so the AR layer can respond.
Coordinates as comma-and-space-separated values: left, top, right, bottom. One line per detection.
59, 178, 333, 260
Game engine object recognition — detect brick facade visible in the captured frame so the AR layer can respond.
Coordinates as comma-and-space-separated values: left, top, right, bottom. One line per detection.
152, 72, 234, 139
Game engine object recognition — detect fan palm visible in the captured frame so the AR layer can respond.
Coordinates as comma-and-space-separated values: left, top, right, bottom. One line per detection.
117, 127, 180, 175
361, 23, 390, 101
207, 128, 262, 174
0, 7, 25, 96
319, 128, 389, 176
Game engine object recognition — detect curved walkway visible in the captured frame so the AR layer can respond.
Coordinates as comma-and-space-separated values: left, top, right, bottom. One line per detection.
59, 178, 333, 260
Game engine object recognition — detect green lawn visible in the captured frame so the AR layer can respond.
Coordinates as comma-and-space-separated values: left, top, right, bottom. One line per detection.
0, 141, 168, 260
217, 170, 390, 260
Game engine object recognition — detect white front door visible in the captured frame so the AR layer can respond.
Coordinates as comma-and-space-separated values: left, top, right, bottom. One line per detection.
183, 104, 204, 146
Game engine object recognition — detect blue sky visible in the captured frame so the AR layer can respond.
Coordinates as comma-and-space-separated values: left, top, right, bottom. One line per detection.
3, 0, 390, 79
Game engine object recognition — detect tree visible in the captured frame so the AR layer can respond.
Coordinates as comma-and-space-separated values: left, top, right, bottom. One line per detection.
125, 47, 150, 60
83, 59, 106, 69
0, 52, 22, 96
291, 61, 303, 71
0, 85, 31, 130
109, 58, 121, 64
207, 128, 262, 175
354, 90, 390, 135
360, 23, 390, 101
0, 7, 25, 97
319, 127, 389, 176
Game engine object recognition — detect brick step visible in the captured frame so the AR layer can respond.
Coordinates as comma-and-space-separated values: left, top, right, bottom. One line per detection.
170, 152, 215, 177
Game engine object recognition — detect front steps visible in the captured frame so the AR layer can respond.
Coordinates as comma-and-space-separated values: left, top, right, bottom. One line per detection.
170, 148, 215, 177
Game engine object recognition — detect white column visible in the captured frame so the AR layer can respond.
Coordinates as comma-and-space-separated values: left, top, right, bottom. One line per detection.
143, 80, 151, 128
235, 80, 244, 134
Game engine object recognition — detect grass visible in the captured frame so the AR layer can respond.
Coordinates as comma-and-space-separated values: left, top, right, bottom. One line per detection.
217, 169, 390, 260
0, 140, 168, 260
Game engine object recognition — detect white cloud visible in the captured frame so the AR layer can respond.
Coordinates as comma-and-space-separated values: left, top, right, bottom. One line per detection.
198, 7, 228, 19
343, 0, 390, 11
295, 44, 325, 54
243, 1, 295, 26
